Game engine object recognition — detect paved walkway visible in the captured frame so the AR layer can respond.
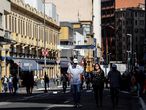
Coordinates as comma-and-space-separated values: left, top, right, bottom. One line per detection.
140, 95, 146, 110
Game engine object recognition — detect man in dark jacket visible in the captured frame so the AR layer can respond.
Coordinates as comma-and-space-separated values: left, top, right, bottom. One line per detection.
108, 64, 121, 109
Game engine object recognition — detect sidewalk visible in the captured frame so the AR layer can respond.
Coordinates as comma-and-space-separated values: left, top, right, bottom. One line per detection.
0, 81, 62, 102
140, 95, 146, 110
47, 89, 140, 110
35, 80, 62, 91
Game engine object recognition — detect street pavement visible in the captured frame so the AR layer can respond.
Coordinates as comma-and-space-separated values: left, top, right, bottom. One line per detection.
0, 86, 144, 110
140, 95, 146, 110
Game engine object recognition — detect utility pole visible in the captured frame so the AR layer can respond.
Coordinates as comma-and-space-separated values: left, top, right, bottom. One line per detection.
43, 0, 47, 93
127, 50, 131, 73
127, 34, 132, 72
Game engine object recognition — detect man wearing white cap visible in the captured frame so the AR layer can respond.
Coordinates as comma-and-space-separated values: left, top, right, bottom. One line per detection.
67, 58, 84, 108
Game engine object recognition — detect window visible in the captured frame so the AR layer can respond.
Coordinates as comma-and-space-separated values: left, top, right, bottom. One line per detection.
12, 16, 14, 32
139, 12, 144, 17
0, 14, 2, 28
135, 28, 138, 33
23, 21, 25, 35
5, 15, 8, 29
139, 20, 144, 25
135, 20, 137, 25
82, 24, 91, 34
15, 18, 17, 32
18, 19, 20, 33
122, 12, 125, 17
135, 12, 137, 17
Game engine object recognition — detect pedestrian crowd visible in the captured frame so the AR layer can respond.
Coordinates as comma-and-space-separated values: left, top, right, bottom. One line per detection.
0, 57, 146, 110
65, 58, 146, 110
1, 75, 18, 94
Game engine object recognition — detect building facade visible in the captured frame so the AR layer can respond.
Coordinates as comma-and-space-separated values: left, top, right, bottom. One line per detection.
72, 22, 94, 72
101, 0, 115, 63
1, 0, 60, 79
59, 22, 74, 67
115, 6, 145, 65
46, 0, 102, 60
59, 21, 94, 72
0, 0, 17, 78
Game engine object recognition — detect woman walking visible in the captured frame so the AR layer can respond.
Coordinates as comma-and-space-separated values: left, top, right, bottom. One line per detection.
92, 63, 105, 108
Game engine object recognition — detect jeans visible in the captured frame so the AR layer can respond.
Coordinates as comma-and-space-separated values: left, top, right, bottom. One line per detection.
71, 84, 81, 105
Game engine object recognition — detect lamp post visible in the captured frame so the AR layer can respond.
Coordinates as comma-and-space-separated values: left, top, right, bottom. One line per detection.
134, 52, 137, 66
107, 53, 111, 64
126, 34, 133, 72
43, 0, 47, 93
126, 50, 131, 73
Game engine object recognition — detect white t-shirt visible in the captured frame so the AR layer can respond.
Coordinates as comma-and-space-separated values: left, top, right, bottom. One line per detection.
4, 77, 8, 84
67, 64, 84, 85
9, 77, 13, 83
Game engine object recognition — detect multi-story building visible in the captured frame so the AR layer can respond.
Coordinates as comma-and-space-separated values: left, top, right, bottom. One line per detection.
115, 6, 145, 65
59, 21, 94, 72
101, 0, 115, 63
72, 22, 95, 72
59, 22, 74, 70
46, 0, 102, 60
23, 0, 59, 25
1, 0, 60, 79
0, 0, 17, 78
0, 0, 10, 38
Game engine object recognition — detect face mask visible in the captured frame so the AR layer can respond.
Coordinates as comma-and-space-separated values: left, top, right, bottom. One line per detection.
72, 64, 77, 68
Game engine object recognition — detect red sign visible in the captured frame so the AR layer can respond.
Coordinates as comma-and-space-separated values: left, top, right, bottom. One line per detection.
42, 49, 48, 56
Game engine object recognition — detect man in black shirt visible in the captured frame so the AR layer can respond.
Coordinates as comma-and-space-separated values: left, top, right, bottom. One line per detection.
108, 64, 121, 109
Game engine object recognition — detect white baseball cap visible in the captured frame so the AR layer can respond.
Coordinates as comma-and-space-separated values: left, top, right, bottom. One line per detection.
73, 58, 78, 64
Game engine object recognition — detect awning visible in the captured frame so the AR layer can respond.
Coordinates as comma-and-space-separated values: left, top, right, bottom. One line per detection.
37, 59, 56, 64
0, 36, 16, 45
12, 58, 43, 71
74, 45, 95, 49
60, 61, 69, 68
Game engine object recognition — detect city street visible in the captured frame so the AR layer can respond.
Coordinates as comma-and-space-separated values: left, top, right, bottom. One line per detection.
0, 87, 144, 110
0, 0, 146, 110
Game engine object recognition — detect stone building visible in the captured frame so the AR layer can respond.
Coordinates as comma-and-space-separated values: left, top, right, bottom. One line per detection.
115, 6, 145, 65
0, 0, 60, 79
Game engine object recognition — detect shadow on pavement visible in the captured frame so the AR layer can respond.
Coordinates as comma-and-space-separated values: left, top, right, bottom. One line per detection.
0, 90, 142, 110
0, 107, 46, 110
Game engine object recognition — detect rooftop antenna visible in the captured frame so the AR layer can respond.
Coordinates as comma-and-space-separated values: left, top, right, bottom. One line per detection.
78, 11, 80, 22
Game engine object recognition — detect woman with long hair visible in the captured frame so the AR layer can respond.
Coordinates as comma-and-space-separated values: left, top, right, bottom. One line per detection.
92, 63, 105, 108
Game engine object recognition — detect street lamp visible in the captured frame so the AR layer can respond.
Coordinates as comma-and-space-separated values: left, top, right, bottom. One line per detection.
126, 50, 131, 73
134, 52, 137, 66
43, 0, 47, 93
126, 34, 133, 72
107, 53, 111, 64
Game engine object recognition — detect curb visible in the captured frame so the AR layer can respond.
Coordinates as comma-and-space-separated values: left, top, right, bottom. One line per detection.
139, 97, 146, 110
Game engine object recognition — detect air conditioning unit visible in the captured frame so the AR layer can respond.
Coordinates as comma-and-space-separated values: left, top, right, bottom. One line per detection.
4, 32, 10, 39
